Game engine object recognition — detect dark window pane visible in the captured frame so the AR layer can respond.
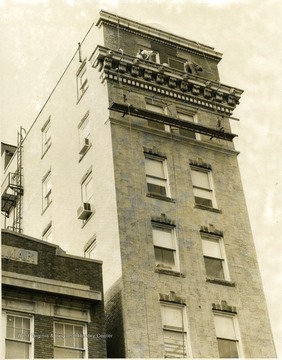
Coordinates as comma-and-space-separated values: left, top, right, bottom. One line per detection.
217, 338, 239, 358
148, 120, 165, 130
179, 128, 196, 139
155, 247, 175, 269
147, 183, 166, 196
6, 340, 29, 359
204, 257, 224, 279
168, 58, 185, 71
194, 196, 213, 207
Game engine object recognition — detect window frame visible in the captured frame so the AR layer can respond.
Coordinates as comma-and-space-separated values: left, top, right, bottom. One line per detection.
145, 155, 170, 198
168, 56, 185, 71
175, 109, 201, 140
42, 223, 52, 243
81, 170, 94, 205
152, 223, 179, 272
84, 238, 96, 259
42, 170, 52, 211
78, 111, 91, 158
53, 320, 88, 358
213, 312, 243, 358
201, 234, 230, 281
3, 311, 34, 359
190, 166, 217, 209
145, 100, 170, 132
41, 117, 51, 155
76, 60, 88, 100
160, 302, 191, 358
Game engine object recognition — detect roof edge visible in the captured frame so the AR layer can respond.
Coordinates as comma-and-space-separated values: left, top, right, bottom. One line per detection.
96, 10, 223, 61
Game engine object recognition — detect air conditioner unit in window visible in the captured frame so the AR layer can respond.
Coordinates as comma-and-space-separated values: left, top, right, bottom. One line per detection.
77, 202, 93, 220
79, 138, 91, 155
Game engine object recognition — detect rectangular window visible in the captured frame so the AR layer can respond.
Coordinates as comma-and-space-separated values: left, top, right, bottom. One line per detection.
76, 60, 88, 100
202, 236, 230, 280
191, 168, 217, 208
42, 224, 52, 243
42, 117, 51, 154
5, 313, 33, 359
42, 171, 52, 210
78, 112, 91, 157
214, 313, 243, 358
168, 57, 185, 71
81, 171, 94, 204
84, 239, 96, 259
54, 321, 86, 358
172, 111, 199, 139
145, 156, 170, 197
161, 303, 189, 358
145, 101, 170, 131
152, 225, 178, 271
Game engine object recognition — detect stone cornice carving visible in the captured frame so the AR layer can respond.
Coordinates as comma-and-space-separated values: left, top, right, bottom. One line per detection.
90, 46, 243, 116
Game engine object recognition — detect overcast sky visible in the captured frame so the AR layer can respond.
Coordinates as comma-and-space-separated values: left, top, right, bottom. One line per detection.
1, 0, 281, 356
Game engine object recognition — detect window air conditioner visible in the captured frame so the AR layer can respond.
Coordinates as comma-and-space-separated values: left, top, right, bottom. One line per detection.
79, 138, 91, 155
77, 202, 92, 220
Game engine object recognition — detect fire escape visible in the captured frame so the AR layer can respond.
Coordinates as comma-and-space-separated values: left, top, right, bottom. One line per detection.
1, 127, 25, 233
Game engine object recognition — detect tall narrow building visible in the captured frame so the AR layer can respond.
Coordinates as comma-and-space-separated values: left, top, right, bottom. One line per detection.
1, 11, 276, 358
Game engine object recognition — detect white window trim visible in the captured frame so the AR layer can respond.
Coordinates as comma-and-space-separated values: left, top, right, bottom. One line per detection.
53, 320, 88, 359
145, 155, 171, 198
41, 117, 51, 154
3, 311, 34, 359
160, 302, 192, 358
145, 99, 170, 132
42, 223, 52, 243
81, 170, 94, 204
201, 234, 230, 281
76, 60, 88, 100
213, 311, 244, 358
176, 109, 201, 140
84, 238, 96, 259
42, 170, 52, 210
152, 223, 179, 272
191, 166, 217, 208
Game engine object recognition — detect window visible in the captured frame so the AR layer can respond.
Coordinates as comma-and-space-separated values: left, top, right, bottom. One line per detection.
54, 321, 87, 358
145, 156, 170, 197
78, 112, 91, 157
81, 171, 94, 204
5, 313, 33, 359
42, 117, 51, 154
202, 236, 230, 280
84, 239, 96, 259
42, 171, 52, 210
42, 224, 52, 243
145, 101, 170, 131
191, 167, 217, 208
152, 225, 178, 271
76, 60, 88, 100
168, 57, 185, 71
173, 111, 199, 140
214, 313, 243, 358
161, 303, 189, 358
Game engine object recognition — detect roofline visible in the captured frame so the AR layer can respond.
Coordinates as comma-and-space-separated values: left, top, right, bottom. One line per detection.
96, 10, 223, 61
1, 229, 103, 265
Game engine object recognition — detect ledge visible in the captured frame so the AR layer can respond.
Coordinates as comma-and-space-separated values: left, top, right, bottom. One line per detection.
2, 271, 102, 301
206, 277, 235, 287
194, 204, 222, 213
146, 193, 176, 202
155, 268, 185, 277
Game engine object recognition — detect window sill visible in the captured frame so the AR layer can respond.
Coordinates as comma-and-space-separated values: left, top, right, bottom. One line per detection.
155, 268, 185, 277
41, 201, 52, 215
206, 277, 235, 287
146, 193, 176, 202
41, 143, 52, 159
194, 204, 222, 213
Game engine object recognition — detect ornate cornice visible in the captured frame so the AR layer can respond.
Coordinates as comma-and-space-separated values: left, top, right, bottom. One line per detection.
90, 46, 243, 116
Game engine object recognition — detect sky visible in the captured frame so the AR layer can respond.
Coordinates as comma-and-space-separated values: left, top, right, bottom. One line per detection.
1, 0, 281, 356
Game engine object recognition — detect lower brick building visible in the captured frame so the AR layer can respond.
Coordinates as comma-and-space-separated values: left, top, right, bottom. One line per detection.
1, 229, 107, 359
